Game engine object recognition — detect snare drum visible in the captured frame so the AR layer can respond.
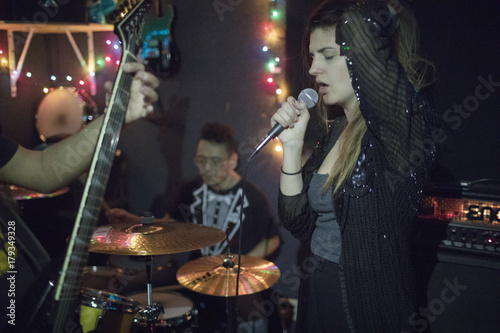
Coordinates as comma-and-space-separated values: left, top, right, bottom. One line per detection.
129, 291, 197, 332
80, 287, 140, 333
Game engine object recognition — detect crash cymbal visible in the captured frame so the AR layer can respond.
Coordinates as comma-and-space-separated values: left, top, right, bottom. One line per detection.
89, 221, 226, 256
10, 185, 69, 200
176, 254, 280, 297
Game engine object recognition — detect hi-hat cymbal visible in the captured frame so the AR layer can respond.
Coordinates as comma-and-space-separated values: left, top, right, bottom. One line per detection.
89, 221, 226, 256
10, 185, 69, 200
176, 254, 280, 297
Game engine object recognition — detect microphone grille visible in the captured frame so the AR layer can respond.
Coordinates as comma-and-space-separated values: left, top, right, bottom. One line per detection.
298, 88, 319, 108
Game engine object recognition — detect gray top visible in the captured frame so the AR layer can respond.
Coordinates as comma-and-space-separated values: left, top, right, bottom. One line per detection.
308, 171, 341, 263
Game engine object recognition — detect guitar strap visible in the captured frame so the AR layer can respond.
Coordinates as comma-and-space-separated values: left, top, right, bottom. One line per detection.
0, 201, 51, 275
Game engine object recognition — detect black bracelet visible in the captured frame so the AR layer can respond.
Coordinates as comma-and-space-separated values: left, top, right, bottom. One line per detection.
281, 166, 302, 175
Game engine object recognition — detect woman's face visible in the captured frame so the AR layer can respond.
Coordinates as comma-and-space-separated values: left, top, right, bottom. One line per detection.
308, 28, 357, 109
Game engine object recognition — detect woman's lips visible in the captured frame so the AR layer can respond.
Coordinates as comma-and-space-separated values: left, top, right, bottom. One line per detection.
318, 84, 329, 95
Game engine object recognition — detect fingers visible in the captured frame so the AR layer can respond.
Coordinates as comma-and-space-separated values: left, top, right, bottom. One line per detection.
104, 81, 113, 94
272, 96, 308, 129
134, 70, 160, 89
123, 61, 160, 91
122, 62, 146, 73
140, 84, 159, 104
132, 71, 160, 106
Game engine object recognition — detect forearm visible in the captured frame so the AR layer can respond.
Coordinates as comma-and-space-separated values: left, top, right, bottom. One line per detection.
246, 235, 280, 258
0, 117, 103, 193
41, 116, 104, 190
280, 141, 304, 196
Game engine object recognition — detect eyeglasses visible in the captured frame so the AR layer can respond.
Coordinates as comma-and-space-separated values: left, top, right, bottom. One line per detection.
193, 156, 226, 168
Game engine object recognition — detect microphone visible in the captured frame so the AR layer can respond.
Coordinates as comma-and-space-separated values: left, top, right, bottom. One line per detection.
249, 88, 318, 160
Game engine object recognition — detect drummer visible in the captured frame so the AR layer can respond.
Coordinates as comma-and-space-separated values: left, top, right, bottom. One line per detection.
107, 122, 281, 332
0, 62, 159, 333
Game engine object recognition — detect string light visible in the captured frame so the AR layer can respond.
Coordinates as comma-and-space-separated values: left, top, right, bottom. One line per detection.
0, 34, 120, 89
261, 0, 286, 101
267, 61, 275, 71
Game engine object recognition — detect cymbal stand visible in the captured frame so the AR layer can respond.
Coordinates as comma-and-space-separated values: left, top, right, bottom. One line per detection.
223, 254, 236, 333
138, 213, 163, 332
137, 255, 164, 332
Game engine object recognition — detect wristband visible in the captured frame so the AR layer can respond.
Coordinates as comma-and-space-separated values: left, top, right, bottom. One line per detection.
281, 166, 302, 176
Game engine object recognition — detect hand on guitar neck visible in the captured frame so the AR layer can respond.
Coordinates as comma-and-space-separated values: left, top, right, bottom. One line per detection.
105, 62, 160, 124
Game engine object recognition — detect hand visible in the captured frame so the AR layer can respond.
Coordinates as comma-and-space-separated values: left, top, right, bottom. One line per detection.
270, 96, 310, 146
106, 208, 141, 224
104, 62, 160, 124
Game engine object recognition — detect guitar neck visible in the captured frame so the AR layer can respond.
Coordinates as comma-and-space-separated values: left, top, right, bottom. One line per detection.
47, 1, 153, 331
49, 57, 133, 332
55, 57, 132, 298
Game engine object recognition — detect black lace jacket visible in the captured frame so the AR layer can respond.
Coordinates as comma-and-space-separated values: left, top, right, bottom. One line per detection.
279, 3, 438, 332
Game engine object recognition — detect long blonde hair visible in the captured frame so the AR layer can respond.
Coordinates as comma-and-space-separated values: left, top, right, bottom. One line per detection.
303, 0, 434, 195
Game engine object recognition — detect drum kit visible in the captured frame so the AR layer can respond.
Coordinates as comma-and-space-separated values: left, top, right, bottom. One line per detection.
14, 86, 282, 332
80, 218, 281, 333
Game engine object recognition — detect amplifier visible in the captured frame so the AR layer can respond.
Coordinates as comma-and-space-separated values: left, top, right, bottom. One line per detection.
415, 181, 500, 257
413, 181, 500, 333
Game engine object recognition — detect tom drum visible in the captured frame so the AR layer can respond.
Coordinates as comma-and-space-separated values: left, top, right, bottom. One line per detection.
80, 287, 140, 333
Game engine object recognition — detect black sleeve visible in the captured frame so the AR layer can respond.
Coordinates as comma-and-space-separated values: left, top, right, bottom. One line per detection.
337, 3, 432, 173
0, 134, 19, 168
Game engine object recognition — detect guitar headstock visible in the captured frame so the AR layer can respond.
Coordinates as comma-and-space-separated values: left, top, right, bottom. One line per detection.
107, 0, 154, 57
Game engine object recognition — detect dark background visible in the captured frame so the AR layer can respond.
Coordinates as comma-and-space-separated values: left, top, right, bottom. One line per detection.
0, 0, 499, 331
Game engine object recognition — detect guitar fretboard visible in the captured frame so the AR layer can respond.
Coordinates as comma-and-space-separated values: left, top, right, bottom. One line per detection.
45, 1, 153, 330
56, 65, 133, 301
